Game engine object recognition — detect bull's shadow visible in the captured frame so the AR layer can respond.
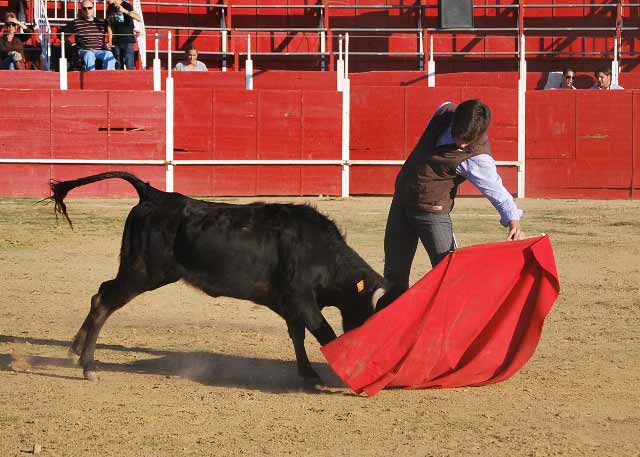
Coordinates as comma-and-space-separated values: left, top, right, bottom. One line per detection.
0, 335, 345, 394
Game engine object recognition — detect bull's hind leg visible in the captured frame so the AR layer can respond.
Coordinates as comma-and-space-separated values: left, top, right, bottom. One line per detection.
67, 284, 128, 365
75, 272, 175, 381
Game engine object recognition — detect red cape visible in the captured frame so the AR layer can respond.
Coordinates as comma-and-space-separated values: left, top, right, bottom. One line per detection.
321, 236, 560, 396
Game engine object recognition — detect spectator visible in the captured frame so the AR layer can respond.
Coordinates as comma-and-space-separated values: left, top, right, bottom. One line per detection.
591, 66, 623, 90
0, 15, 26, 70
106, 0, 141, 70
559, 68, 576, 89
175, 46, 207, 72
4, 12, 33, 42
61, 1, 116, 71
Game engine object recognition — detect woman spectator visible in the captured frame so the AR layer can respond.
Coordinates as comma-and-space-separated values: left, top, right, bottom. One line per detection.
175, 46, 207, 72
559, 68, 576, 89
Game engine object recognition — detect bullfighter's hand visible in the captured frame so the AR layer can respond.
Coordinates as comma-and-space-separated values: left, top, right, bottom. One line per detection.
506, 220, 525, 241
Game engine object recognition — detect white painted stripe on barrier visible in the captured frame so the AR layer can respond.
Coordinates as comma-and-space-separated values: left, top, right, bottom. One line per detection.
517, 33, 527, 199
165, 32, 175, 192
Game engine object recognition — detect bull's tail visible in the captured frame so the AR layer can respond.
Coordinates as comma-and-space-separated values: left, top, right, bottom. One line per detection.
47, 171, 156, 228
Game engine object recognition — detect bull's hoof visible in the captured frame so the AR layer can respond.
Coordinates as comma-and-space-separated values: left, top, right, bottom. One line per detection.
67, 349, 81, 365
301, 376, 325, 390
83, 370, 99, 382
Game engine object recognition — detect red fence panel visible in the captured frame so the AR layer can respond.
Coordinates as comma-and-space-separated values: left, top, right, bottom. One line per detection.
108, 91, 166, 160
300, 90, 342, 196
257, 89, 303, 195
350, 86, 519, 195
0, 88, 51, 197
51, 90, 110, 160
0, 164, 51, 197
526, 90, 636, 198
349, 85, 405, 194
212, 89, 258, 195
173, 88, 214, 196
0, 89, 51, 158
1, 84, 638, 199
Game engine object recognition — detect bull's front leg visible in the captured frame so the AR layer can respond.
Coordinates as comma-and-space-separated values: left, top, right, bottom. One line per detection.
282, 289, 338, 382
286, 319, 321, 381
293, 293, 337, 346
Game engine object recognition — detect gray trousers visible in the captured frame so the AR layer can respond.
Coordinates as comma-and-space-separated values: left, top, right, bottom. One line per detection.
383, 199, 455, 300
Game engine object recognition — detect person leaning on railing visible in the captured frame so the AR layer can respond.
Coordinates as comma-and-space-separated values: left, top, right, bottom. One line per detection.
0, 13, 26, 70
591, 66, 623, 90
106, 0, 141, 70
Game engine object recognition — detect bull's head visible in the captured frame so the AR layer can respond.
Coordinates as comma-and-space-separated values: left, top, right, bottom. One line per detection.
339, 281, 387, 332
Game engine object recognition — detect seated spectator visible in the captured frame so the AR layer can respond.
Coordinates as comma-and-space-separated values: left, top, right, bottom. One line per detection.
544, 67, 577, 90
0, 15, 26, 70
591, 66, 623, 90
61, 1, 116, 71
175, 46, 207, 72
4, 12, 33, 42
559, 68, 576, 89
106, 0, 141, 70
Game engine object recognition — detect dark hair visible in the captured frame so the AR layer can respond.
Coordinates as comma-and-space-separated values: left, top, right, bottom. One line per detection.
451, 100, 491, 145
595, 66, 611, 77
184, 45, 198, 53
562, 67, 575, 77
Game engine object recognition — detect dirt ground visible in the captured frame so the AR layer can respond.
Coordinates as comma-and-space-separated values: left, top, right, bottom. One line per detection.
1, 195, 639, 457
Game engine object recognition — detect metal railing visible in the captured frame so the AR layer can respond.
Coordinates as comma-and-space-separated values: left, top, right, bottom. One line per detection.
34, 0, 52, 70
36, 1, 640, 72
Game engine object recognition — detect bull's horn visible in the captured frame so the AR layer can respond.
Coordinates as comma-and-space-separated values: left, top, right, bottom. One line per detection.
371, 288, 386, 308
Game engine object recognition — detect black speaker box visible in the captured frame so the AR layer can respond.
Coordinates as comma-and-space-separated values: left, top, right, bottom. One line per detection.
439, 0, 474, 29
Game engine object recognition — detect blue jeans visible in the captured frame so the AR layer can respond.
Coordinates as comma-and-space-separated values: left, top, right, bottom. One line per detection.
1, 53, 21, 70
113, 42, 135, 70
383, 199, 455, 298
80, 49, 116, 71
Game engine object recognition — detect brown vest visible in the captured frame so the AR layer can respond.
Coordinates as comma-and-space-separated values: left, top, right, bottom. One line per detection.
393, 103, 490, 213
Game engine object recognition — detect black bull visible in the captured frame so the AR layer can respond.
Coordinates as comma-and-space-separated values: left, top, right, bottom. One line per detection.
48, 171, 387, 383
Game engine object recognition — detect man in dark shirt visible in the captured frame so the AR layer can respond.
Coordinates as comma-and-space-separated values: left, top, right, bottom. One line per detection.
62, 1, 116, 70
106, 0, 141, 70
379, 100, 525, 309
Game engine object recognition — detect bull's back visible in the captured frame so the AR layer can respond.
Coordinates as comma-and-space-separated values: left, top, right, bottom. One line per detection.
174, 201, 300, 304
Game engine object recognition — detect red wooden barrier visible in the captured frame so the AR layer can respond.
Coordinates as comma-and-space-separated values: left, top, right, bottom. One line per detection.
0, 84, 638, 199
349, 86, 519, 195
172, 88, 342, 196
526, 90, 636, 198
0, 89, 165, 198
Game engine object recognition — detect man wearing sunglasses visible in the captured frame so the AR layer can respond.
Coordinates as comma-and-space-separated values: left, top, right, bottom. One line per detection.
61, 1, 116, 70
0, 16, 26, 70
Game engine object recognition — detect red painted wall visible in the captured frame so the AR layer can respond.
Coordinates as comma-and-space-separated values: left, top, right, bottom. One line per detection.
526, 90, 639, 198
0, 82, 638, 199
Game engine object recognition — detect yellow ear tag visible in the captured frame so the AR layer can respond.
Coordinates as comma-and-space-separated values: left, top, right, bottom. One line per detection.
356, 280, 365, 293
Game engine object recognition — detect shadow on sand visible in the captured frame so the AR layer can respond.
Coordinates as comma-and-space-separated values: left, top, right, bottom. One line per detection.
0, 334, 348, 394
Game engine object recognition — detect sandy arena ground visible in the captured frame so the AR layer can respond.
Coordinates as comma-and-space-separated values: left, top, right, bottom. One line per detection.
1, 195, 639, 456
